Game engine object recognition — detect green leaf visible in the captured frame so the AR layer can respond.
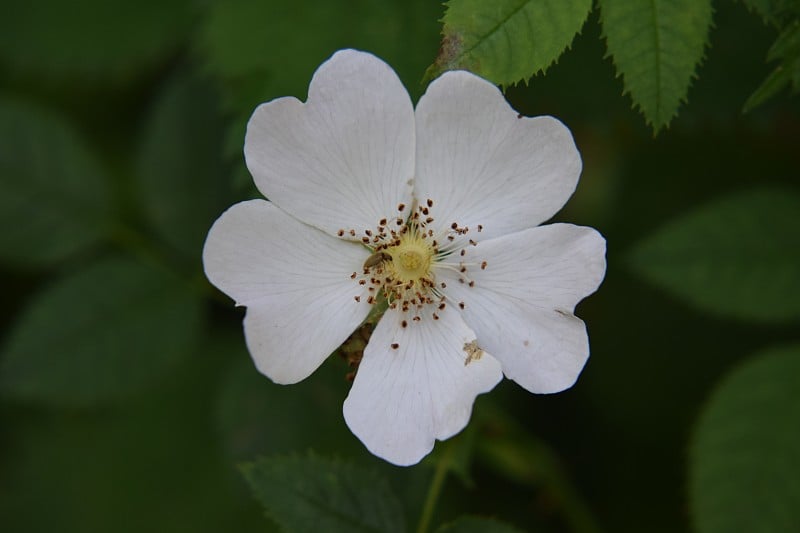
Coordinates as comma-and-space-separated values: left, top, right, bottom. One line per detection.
135, 73, 231, 262
740, 0, 800, 26
437, 516, 525, 533
241, 454, 406, 533
627, 187, 800, 323
427, 0, 593, 85
0, 0, 195, 83
599, 0, 713, 131
0, 97, 113, 267
0, 256, 203, 406
743, 20, 800, 112
689, 344, 800, 533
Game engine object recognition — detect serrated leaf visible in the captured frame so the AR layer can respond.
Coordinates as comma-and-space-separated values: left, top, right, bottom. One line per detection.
437, 516, 525, 533
627, 187, 800, 323
740, 0, 800, 26
241, 455, 406, 533
135, 73, 231, 262
0, 256, 203, 406
0, 97, 113, 267
427, 0, 593, 85
599, 0, 713, 131
744, 20, 800, 111
689, 344, 800, 533
0, 0, 194, 83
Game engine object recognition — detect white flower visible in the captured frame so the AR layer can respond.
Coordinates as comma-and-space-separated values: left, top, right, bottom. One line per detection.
203, 50, 606, 466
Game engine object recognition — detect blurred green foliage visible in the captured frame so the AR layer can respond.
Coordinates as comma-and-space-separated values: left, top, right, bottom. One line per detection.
1, 0, 799, 532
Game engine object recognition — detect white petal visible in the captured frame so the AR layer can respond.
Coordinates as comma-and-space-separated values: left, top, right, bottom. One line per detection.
438, 224, 606, 393
343, 307, 502, 466
415, 71, 581, 240
202, 200, 371, 384
244, 49, 415, 238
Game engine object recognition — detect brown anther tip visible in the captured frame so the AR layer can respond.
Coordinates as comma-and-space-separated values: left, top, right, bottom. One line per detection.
440, 282, 447, 288
401, 320, 407, 328
481, 261, 487, 270
361, 237, 370, 243
354, 296, 361, 302
365, 229, 372, 236
349, 229, 356, 236
459, 302, 465, 309
477, 225, 483, 232
380, 218, 387, 226
438, 303, 446, 310
337, 229, 345, 236
451, 222, 458, 229
413, 316, 421, 321
432, 313, 439, 320
425, 217, 433, 223
391, 343, 399, 349
398, 203, 406, 211
460, 249, 466, 256
468, 281, 475, 287
427, 199, 433, 207
469, 239, 477, 246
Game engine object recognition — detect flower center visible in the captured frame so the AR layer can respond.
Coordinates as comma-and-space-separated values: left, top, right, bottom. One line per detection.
388, 234, 432, 283
344, 199, 487, 323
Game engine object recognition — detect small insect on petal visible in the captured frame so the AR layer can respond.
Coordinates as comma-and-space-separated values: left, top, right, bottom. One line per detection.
363, 251, 392, 270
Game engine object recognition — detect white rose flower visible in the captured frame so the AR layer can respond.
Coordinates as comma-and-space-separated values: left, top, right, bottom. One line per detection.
203, 49, 606, 466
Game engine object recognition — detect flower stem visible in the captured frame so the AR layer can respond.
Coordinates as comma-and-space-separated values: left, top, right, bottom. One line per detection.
415, 443, 453, 533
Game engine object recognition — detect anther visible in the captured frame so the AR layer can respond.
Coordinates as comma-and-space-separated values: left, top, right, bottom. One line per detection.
337, 229, 345, 236
398, 203, 406, 212
354, 296, 361, 302
350, 272, 357, 279
391, 343, 399, 349
481, 261, 487, 270
477, 225, 483, 232
401, 320, 407, 328
459, 302, 465, 309
468, 281, 475, 287
427, 199, 433, 208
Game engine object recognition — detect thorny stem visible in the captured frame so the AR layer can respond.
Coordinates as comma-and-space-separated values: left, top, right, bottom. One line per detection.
415, 441, 454, 533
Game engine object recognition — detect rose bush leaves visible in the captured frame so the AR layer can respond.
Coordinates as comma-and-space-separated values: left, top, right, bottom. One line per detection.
241, 455, 406, 533
599, 0, 713, 131
628, 187, 800, 323
0, 257, 203, 406
427, 0, 593, 85
0, 98, 112, 267
689, 344, 800, 533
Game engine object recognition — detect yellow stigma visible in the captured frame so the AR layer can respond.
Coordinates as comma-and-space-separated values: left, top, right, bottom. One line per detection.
388, 234, 433, 283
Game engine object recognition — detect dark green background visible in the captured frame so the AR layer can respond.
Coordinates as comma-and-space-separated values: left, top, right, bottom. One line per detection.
1, 1, 798, 532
